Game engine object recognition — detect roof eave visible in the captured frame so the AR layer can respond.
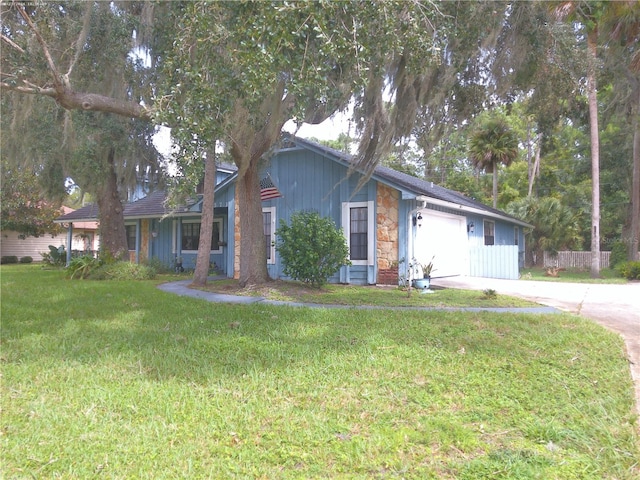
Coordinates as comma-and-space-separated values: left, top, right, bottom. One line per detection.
423, 197, 533, 228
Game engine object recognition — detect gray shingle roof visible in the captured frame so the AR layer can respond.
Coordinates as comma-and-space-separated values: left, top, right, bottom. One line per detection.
56, 190, 170, 222
291, 135, 529, 225
57, 136, 529, 228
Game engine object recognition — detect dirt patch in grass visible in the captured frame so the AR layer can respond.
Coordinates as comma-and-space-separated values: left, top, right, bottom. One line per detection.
193, 278, 541, 308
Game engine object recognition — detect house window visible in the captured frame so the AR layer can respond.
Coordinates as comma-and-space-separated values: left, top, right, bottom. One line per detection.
179, 219, 222, 253
484, 220, 495, 246
125, 224, 136, 251
350, 207, 368, 260
263, 207, 276, 264
514, 226, 519, 246
342, 201, 374, 265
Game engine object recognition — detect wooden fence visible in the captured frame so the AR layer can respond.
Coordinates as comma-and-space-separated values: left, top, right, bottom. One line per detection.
543, 251, 612, 269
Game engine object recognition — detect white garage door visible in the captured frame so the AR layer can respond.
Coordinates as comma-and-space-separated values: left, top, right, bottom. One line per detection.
413, 210, 468, 278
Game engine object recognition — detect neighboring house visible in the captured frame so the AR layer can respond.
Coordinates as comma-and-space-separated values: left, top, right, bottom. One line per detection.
2, 206, 98, 262
56, 137, 531, 281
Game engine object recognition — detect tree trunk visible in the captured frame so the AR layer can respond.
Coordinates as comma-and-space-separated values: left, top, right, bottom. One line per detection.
528, 133, 542, 197
236, 165, 270, 287
630, 98, 640, 261
587, 29, 601, 278
228, 86, 292, 287
96, 148, 128, 261
492, 165, 498, 209
192, 150, 217, 286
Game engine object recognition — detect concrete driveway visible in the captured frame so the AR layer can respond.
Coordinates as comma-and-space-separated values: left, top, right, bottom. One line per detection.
432, 276, 640, 415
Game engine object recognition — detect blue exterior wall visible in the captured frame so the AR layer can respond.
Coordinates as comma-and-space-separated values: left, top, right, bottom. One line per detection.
256, 146, 376, 284
126, 142, 527, 281
465, 213, 526, 269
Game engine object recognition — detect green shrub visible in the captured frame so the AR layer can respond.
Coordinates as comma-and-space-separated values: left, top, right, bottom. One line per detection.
90, 261, 156, 280
609, 241, 627, 270
1, 256, 18, 264
143, 256, 171, 274
67, 255, 101, 279
19, 256, 33, 264
276, 211, 350, 287
617, 261, 640, 280
41, 245, 66, 266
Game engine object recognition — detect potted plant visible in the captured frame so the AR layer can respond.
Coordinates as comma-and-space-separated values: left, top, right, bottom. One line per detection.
414, 257, 436, 291
421, 257, 436, 279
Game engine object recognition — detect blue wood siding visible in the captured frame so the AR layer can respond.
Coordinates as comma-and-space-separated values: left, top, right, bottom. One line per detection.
135, 142, 526, 283
144, 208, 231, 272
259, 148, 376, 284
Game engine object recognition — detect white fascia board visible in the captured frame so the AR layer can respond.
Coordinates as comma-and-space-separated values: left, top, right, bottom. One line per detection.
424, 197, 533, 229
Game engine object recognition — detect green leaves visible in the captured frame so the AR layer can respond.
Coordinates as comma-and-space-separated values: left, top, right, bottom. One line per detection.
469, 112, 519, 173
275, 211, 350, 287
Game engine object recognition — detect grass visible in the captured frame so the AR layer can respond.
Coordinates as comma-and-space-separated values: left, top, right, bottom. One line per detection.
2, 264, 638, 478
520, 267, 628, 284
198, 279, 540, 308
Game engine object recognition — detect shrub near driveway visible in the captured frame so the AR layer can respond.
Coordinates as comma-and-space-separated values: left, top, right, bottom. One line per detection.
1, 266, 638, 479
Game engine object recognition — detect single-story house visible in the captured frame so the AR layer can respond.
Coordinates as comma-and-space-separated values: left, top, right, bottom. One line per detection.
2, 207, 98, 262
56, 136, 532, 281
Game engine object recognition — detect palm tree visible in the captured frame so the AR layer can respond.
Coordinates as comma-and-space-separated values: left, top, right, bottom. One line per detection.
507, 196, 583, 267
468, 113, 519, 208
551, 1, 607, 277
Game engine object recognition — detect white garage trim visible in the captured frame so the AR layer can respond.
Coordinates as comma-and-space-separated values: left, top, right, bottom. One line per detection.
413, 209, 469, 278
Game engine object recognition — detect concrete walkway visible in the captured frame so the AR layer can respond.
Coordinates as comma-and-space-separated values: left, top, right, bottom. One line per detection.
158, 276, 640, 415
157, 278, 559, 313
433, 276, 640, 416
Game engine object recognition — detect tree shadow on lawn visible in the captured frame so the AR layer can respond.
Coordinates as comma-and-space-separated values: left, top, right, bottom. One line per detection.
3, 271, 638, 478
3, 275, 624, 390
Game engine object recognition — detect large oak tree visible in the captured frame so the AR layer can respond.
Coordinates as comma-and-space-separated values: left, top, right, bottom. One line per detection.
1, 1, 162, 259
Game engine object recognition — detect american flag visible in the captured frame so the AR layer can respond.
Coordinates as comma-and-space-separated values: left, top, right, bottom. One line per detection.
260, 175, 282, 201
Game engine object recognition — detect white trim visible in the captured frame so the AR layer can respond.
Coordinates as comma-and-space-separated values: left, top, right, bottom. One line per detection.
483, 219, 495, 246
173, 218, 223, 254
424, 197, 533, 228
125, 222, 137, 252
262, 206, 276, 264
342, 200, 374, 266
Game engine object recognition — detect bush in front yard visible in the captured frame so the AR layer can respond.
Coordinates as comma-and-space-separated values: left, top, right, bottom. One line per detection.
19, 256, 33, 264
90, 261, 156, 280
41, 245, 66, 266
1, 256, 18, 264
276, 211, 350, 287
609, 241, 627, 270
617, 261, 640, 280
67, 255, 102, 279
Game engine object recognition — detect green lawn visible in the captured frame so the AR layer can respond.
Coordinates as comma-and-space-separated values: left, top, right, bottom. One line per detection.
2, 265, 638, 479
520, 267, 628, 284
198, 278, 540, 308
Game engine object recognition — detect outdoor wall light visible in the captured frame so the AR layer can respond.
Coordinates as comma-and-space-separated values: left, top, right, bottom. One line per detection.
151, 231, 158, 238
467, 222, 475, 234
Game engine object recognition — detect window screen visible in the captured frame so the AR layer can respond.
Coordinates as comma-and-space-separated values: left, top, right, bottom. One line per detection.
350, 206, 368, 260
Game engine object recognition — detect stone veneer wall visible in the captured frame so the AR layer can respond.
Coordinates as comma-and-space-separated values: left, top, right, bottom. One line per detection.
140, 219, 150, 261
376, 183, 399, 284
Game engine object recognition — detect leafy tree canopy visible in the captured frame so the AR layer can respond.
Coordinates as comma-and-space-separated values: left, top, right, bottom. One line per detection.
0, 160, 63, 238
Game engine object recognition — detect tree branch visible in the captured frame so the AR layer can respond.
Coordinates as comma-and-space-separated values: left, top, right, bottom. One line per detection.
66, 2, 93, 79
1, 33, 25, 54
0, 81, 56, 97
0, 81, 152, 119
16, 3, 63, 90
